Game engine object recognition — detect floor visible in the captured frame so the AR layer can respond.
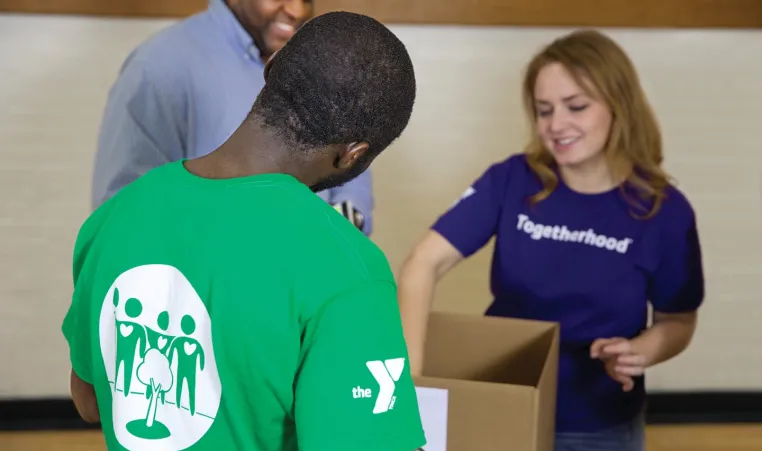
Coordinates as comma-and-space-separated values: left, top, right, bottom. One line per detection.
2, 425, 762, 450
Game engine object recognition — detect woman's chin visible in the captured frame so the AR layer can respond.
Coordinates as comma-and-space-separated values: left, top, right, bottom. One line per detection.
551, 152, 582, 167
550, 147, 601, 169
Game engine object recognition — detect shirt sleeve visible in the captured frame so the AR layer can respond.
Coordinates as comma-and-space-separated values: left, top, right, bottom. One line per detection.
649, 198, 705, 313
62, 289, 93, 383
431, 159, 510, 258
294, 280, 426, 451
91, 53, 186, 210
61, 206, 108, 384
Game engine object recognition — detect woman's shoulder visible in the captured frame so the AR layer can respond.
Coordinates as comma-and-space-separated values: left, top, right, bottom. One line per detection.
645, 182, 698, 236
660, 183, 696, 219
493, 152, 530, 170
481, 152, 534, 182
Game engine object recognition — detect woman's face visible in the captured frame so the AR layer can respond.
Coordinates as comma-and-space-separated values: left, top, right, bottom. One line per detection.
533, 62, 613, 169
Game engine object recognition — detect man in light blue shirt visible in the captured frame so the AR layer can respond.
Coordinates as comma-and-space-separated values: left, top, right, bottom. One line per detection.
92, 0, 375, 234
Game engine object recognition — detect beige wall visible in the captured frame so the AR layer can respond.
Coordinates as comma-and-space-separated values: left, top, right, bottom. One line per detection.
1, 12, 761, 399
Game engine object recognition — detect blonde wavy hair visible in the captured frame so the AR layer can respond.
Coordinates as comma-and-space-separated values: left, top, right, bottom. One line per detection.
522, 29, 672, 219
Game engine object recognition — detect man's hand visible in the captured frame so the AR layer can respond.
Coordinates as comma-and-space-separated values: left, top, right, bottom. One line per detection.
590, 337, 646, 392
333, 201, 365, 231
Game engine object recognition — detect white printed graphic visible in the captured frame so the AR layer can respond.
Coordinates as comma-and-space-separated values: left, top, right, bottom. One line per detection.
450, 186, 476, 208
516, 213, 634, 254
414, 386, 449, 451
365, 358, 405, 414
99, 264, 222, 450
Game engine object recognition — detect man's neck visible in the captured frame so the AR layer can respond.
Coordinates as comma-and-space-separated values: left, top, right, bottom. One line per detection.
184, 117, 303, 181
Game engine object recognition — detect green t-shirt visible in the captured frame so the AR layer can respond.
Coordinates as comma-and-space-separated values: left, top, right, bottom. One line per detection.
62, 161, 427, 451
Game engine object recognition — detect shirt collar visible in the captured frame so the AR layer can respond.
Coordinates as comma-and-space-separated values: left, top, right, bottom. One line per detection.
207, 0, 264, 64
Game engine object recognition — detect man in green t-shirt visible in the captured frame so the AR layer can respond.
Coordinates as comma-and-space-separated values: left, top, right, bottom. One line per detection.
62, 11, 425, 451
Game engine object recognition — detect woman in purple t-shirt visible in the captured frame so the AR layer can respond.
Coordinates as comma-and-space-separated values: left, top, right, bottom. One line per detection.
397, 29, 705, 451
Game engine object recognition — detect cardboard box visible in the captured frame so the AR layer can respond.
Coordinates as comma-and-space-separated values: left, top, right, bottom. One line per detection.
413, 311, 559, 451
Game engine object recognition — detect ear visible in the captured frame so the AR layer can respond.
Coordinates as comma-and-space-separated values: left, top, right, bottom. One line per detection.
263, 50, 279, 81
335, 142, 370, 169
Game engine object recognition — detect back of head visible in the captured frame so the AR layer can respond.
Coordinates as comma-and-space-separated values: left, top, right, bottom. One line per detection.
253, 11, 417, 158
522, 29, 670, 218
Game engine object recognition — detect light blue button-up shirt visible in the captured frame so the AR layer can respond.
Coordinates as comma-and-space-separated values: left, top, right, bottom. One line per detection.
91, 0, 374, 234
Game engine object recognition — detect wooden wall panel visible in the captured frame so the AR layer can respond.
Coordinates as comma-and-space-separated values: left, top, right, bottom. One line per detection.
1, 0, 762, 28
0, 0, 206, 18
318, 0, 762, 28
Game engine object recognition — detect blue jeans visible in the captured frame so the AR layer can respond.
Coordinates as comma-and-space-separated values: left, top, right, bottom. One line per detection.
554, 411, 645, 451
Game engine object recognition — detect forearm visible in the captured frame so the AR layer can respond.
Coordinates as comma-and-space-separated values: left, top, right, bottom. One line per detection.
631, 312, 697, 368
397, 259, 438, 376
70, 369, 100, 423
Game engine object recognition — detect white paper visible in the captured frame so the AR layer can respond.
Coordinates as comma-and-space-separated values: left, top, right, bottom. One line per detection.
414, 386, 449, 451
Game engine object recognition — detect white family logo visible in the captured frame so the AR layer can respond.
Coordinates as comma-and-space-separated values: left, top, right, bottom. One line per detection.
99, 264, 222, 451
450, 186, 476, 208
353, 358, 406, 414
516, 213, 634, 254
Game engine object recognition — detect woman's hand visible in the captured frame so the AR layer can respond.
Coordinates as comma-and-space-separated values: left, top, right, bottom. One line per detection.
590, 337, 646, 392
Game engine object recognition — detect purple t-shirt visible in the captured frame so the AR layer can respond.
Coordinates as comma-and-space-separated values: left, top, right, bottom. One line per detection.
431, 154, 704, 433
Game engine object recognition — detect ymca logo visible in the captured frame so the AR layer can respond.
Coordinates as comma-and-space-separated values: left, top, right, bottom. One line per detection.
352, 358, 405, 414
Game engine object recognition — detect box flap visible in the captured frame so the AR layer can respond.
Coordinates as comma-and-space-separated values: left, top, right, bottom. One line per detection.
424, 311, 558, 388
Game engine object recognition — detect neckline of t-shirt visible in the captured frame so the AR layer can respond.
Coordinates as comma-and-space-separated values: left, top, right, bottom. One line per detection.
558, 181, 620, 199
555, 171, 621, 200
173, 159, 303, 189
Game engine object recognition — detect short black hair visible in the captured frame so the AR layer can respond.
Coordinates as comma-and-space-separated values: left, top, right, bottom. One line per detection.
252, 11, 416, 156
